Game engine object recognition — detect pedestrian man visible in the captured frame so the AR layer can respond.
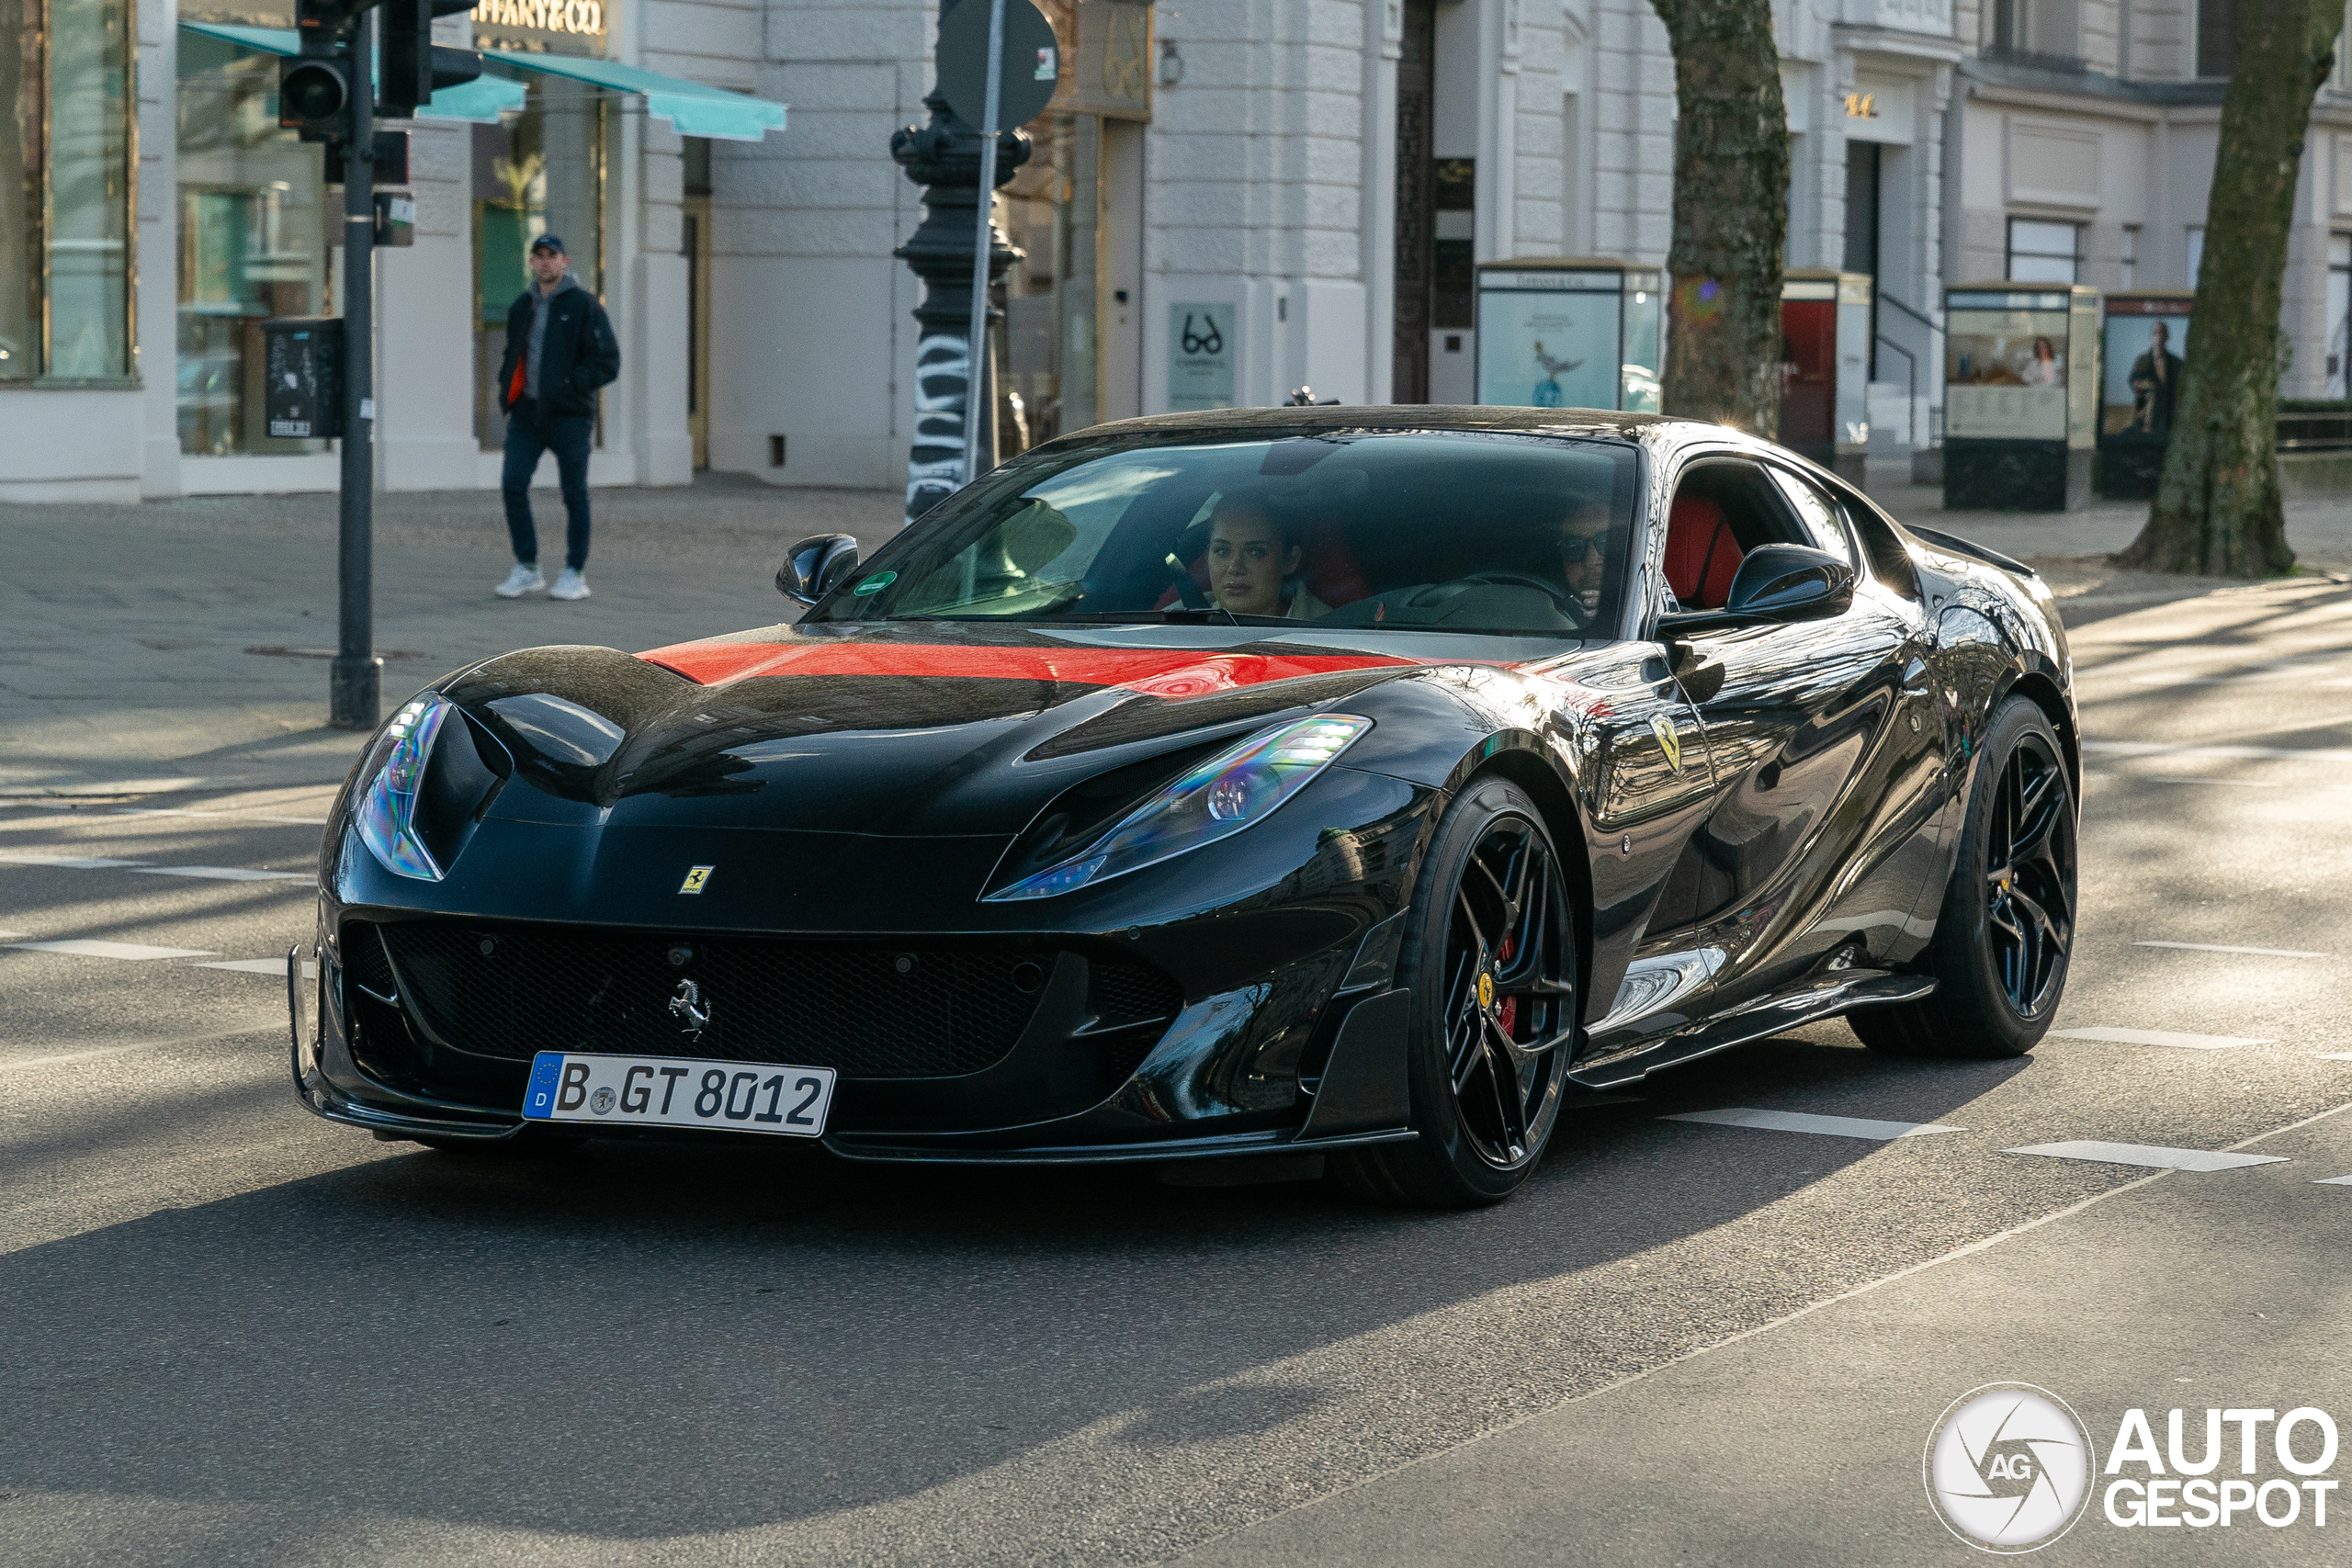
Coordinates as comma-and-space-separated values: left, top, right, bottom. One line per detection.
493, 234, 619, 601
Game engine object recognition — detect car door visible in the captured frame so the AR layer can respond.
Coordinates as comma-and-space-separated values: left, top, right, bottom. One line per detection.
1653, 454, 1936, 1006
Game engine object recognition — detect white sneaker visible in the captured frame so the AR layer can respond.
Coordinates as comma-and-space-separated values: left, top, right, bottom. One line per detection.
496, 564, 546, 598
549, 568, 592, 602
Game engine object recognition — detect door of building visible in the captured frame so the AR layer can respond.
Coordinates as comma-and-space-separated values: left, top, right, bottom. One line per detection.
1844, 141, 1881, 379
684, 195, 711, 470
1393, 0, 1436, 402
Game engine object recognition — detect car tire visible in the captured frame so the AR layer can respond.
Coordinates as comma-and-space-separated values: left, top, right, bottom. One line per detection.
1852, 695, 2077, 1060
1334, 775, 1578, 1208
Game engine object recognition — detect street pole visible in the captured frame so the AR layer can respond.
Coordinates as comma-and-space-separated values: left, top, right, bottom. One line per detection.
330, 14, 380, 730
961, 0, 1008, 488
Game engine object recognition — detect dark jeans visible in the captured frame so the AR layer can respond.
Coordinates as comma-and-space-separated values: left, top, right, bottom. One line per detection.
501, 399, 594, 570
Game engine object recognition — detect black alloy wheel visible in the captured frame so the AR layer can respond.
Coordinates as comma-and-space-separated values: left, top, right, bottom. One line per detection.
1338, 776, 1578, 1206
1854, 696, 2077, 1059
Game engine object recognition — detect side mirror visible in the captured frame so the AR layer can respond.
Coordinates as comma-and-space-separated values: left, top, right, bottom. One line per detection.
777, 534, 860, 605
1658, 544, 1855, 637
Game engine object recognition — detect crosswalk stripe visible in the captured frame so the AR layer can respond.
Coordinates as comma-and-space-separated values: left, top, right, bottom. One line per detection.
0, 852, 150, 869
2133, 941, 2326, 959
2052, 1027, 2272, 1049
2007, 1141, 2290, 1172
2312, 1175, 2352, 1186
1663, 1108, 1964, 1141
6, 939, 219, 961
133, 866, 309, 883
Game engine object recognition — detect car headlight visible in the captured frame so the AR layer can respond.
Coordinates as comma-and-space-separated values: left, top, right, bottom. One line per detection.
987, 714, 1373, 901
356, 693, 451, 881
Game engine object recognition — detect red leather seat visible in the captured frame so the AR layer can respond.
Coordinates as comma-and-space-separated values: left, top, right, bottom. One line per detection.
1664, 493, 1743, 609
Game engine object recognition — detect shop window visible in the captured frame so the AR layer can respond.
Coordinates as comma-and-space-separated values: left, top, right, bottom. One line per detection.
473, 75, 605, 449
0, 0, 134, 382
2007, 219, 2081, 284
175, 31, 331, 455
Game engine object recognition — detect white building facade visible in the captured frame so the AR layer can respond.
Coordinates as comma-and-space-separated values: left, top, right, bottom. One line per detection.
2, 0, 2346, 503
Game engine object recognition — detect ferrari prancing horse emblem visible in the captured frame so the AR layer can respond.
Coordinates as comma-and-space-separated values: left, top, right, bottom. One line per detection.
1477, 972, 1495, 1010
679, 864, 715, 895
669, 978, 711, 1040
1651, 715, 1684, 774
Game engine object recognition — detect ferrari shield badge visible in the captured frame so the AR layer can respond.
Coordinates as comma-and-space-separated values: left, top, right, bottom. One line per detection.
679, 864, 715, 895
1650, 715, 1684, 774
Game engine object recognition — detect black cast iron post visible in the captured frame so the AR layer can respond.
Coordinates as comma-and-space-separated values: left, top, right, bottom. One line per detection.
330, 15, 381, 728
890, 91, 1029, 522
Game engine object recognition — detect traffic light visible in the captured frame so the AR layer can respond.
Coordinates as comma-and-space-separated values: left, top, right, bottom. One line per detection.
379, 0, 481, 119
293, 0, 371, 56
279, 56, 351, 137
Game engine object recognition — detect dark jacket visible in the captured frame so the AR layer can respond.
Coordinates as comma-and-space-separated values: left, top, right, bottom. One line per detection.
497, 282, 620, 418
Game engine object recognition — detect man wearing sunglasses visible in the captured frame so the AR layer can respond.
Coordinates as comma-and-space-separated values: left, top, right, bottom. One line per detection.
1555, 498, 1613, 619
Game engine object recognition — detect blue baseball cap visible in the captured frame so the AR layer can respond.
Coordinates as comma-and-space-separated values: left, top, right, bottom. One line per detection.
530, 233, 567, 255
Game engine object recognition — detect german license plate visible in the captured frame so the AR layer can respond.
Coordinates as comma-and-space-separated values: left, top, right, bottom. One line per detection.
521, 1052, 836, 1138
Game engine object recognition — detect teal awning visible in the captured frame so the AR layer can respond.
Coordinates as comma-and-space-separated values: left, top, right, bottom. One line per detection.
175, 20, 781, 140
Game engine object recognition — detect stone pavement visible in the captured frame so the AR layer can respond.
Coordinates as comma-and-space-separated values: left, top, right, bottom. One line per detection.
0, 477, 904, 796
2, 468, 2343, 797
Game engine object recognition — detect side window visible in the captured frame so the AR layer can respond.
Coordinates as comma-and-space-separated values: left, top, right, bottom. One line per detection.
1818, 475, 1924, 602
1658, 458, 1803, 611
1764, 468, 1858, 567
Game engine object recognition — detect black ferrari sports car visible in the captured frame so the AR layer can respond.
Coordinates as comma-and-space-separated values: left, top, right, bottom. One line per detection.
290, 406, 2079, 1205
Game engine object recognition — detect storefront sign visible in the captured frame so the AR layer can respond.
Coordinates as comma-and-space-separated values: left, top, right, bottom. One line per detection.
1946, 307, 2071, 440
471, 0, 608, 57
1167, 303, 1233, 410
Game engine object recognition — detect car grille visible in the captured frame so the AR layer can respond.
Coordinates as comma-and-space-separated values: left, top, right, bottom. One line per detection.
366, 920, 1060, 1078
354, 920, 1182, 1081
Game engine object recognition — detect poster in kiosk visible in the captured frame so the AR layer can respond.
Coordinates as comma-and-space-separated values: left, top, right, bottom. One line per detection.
2097, 290, 2193, 499
1474, 260, 1664, 412
1779, 269, 1872, 482
1942, 283, 2101, 510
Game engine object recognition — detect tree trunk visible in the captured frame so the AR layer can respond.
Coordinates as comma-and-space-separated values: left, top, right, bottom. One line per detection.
2119, 0, 2339, 576
1649, 0, 1789, 433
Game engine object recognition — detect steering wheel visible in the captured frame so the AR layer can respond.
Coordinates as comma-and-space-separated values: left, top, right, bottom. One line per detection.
1452, 570, 1592, 631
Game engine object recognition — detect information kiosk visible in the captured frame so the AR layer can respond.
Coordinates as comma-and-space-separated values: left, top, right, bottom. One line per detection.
1942, 282, 2100, 511
2097, 290, 2193, 500
1474, 259, 1665, 412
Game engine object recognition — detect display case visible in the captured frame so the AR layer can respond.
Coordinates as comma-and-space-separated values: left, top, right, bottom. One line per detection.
1780, 269, 1872, 482
2097, 290, 2193, 500
1942, 282, 2100, 511
1474, 259, 1664, 412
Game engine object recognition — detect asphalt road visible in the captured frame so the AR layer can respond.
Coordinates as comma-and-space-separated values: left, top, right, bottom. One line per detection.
6, 562, 2352, 1563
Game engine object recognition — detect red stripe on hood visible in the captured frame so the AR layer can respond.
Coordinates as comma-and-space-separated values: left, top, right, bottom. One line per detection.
638, 639, 1419, 696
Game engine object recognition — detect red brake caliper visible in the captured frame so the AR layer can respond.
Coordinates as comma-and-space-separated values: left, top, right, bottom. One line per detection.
1495, 934, 1518, 1040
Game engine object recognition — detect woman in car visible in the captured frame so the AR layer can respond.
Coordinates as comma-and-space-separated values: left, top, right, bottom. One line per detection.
1207, 499, 1329, 619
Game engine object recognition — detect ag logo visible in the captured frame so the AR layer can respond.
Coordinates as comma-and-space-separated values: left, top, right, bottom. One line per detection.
1650, 714, 1683, 773
678, 864, 715, 895
1925, 1383, 2095, 1553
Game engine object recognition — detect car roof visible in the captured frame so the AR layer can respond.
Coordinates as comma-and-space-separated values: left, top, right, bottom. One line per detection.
1067, 404, 1713, 446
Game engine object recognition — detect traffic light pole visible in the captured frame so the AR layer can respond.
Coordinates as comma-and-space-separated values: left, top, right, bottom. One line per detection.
330, 17, 379, 729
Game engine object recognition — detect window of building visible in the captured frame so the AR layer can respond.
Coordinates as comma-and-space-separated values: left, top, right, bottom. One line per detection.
2327, 233, 2349, 398
473, 74, 606, 449
2120, 224, 2140, 289
2187, 226, 2206, 288
175, 31, 331, 455
1987, 0, 2083, 62
2007, 219, 2081, 284
2197, 0, 2233, 77
0, 0, 134, 382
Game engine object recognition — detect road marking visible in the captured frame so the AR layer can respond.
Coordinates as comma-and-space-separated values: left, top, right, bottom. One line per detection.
133, 865, 309, 883
1662, 1108, 1964, 1141
2133, 941, 2327, 959
193, 957, 317, 976
2007, 1141, 2290, 1172
2052, 1027, 2272, 1049
0, 852, 151, 869
2312, 1175, 2352, 1186
2083, 739, 2352, 765
6, 939, 219, 961
2142, 776, 2284, 788
2314, 1053, 2352, 1061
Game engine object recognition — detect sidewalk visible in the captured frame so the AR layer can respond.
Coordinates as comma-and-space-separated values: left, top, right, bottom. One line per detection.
0, 477, 902, 795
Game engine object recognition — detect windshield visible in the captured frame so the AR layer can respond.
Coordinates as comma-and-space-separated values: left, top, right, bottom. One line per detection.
812, 431, 1642, 637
